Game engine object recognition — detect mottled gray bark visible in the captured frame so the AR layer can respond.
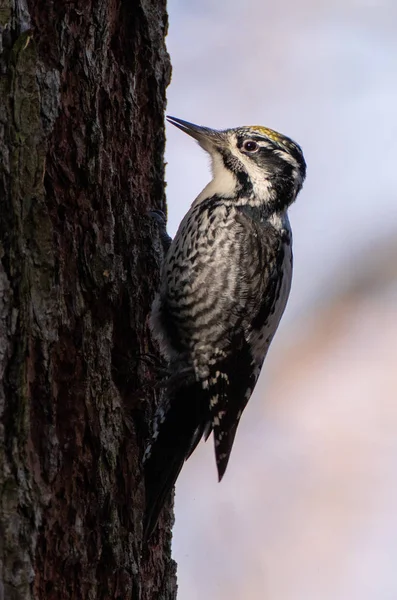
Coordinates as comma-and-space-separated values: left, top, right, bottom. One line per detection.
0, 0, 176, 598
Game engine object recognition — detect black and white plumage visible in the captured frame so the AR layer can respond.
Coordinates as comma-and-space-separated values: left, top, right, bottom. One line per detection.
144, 116, 306, 539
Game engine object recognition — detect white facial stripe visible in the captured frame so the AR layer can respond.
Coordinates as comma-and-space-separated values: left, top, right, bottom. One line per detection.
238, 136, 302, 187
233, 150, 272, 199
273, 148, 299, 167
254, 140, 274, 151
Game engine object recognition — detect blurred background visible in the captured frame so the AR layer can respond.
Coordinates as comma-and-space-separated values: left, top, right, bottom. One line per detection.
164, 1, 397, 598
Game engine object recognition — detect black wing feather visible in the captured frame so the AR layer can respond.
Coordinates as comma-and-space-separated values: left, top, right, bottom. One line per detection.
207, 332, 257, 480
143, 382, 209, 541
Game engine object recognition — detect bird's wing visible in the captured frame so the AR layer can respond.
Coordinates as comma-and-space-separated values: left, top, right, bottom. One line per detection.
203, 209, 289, 479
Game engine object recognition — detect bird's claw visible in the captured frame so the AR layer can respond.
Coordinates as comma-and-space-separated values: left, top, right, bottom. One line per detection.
148, 209, 172, 253
148, 209, 167, 227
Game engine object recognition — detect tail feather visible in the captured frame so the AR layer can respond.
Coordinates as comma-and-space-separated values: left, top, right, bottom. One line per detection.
207, 337, 257, 482
143, 382, 208, 541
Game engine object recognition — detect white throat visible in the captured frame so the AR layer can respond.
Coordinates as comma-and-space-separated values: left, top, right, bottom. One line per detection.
192, 153, 237, 206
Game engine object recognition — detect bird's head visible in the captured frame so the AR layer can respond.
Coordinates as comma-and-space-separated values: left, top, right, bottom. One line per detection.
167, 116, 306, 213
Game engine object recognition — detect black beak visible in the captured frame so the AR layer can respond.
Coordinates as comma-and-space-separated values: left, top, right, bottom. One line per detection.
166, 116, 222, 151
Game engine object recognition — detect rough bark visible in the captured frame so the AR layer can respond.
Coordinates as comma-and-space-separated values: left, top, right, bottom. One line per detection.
0, 1, 175, 598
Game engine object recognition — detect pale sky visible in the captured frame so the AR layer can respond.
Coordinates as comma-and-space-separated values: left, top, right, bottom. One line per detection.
165, 0, 397, 315
163, 1, 397, 598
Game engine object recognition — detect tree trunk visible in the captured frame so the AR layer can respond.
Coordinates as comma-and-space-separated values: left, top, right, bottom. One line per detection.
0, 1, 175, 598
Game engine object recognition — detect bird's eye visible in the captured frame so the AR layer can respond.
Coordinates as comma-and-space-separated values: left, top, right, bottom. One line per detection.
243, 140, 259, 152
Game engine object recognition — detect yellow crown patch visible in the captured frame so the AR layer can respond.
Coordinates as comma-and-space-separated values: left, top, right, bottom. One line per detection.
250, 126, 284, 144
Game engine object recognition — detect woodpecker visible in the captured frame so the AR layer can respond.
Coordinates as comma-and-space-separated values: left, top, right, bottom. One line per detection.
144, 116, 306, 539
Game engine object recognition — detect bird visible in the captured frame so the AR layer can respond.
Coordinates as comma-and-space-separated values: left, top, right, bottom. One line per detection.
143, 115, 306, 540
